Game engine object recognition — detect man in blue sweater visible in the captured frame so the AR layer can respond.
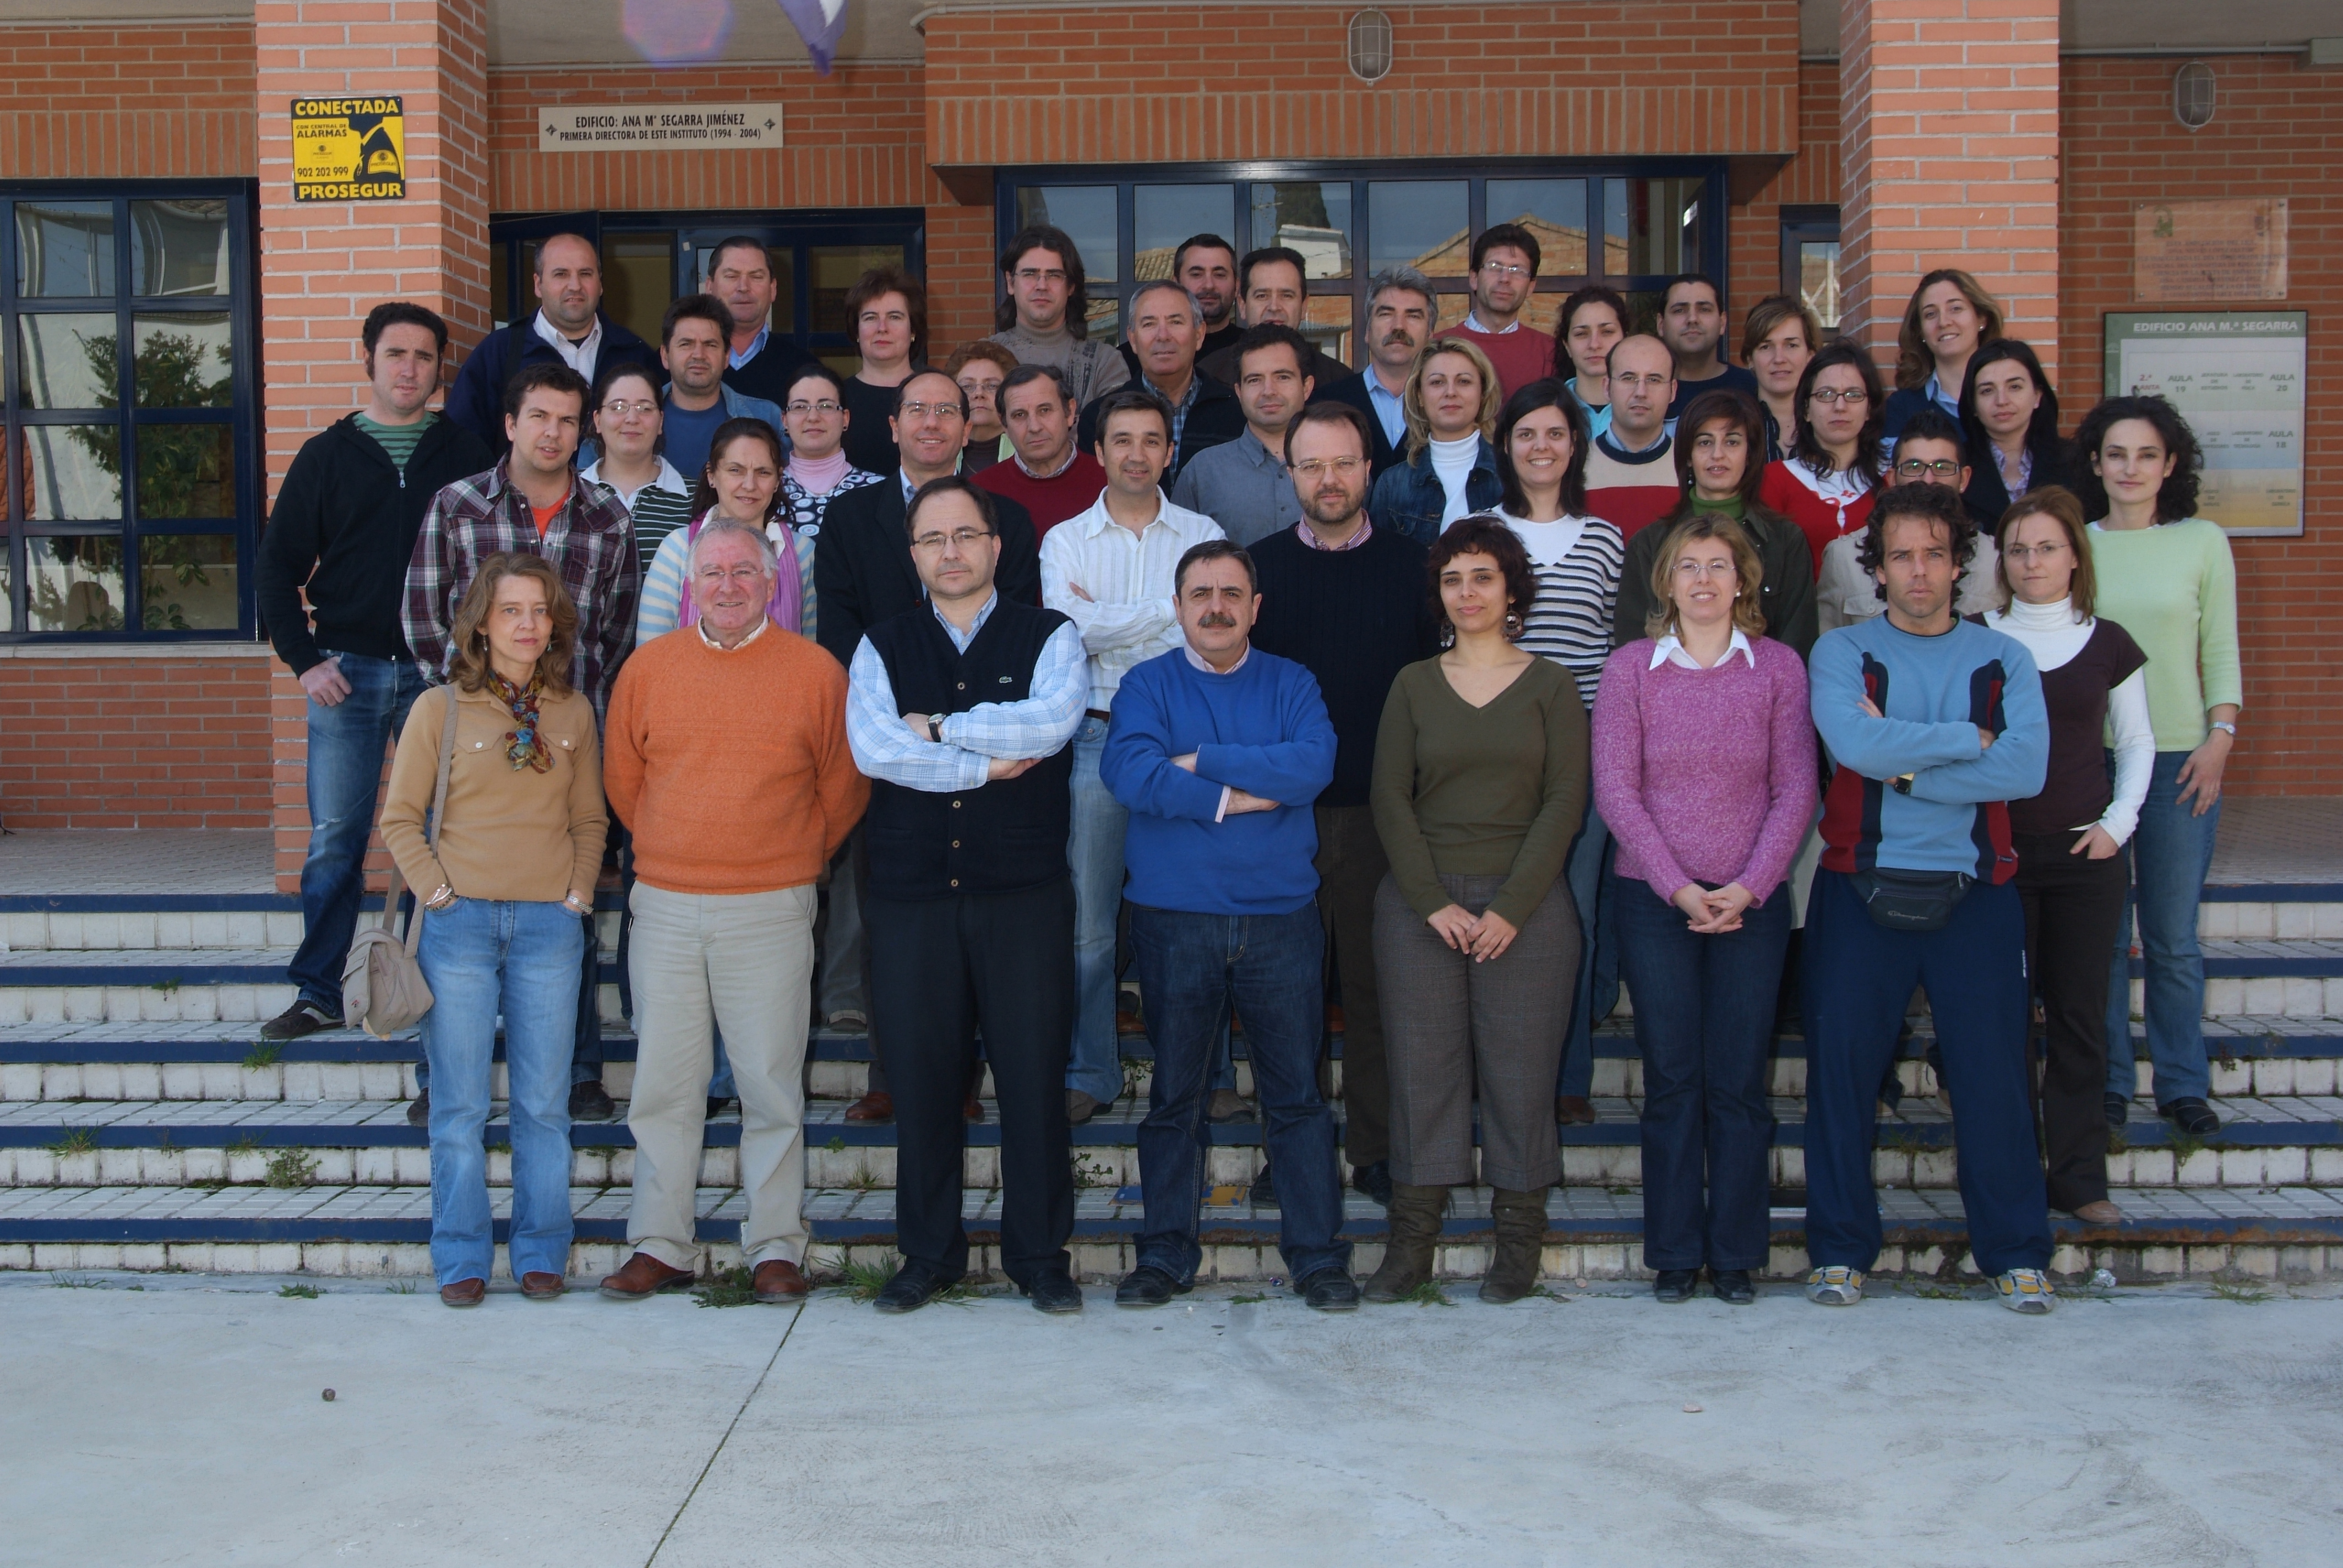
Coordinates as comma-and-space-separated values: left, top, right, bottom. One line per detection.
1805, 483, 2056, 1314
1100, 540, 1358, 1312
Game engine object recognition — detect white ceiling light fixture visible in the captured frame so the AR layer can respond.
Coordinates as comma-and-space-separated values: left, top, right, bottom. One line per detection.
1348, 9, 1393, 83
2173, 61, 2217, 130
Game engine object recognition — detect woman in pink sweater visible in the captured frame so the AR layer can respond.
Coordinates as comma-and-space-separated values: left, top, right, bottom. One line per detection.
1591, 512, 1815, 1306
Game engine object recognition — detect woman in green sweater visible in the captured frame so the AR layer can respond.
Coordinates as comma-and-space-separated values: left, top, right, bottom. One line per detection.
1369, 517, 1589, 1305
2078, 395, 2242, 1138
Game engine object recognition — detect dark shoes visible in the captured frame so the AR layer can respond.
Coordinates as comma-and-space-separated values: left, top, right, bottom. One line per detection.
261, 1000, 341, 1041
2104, 1092, 2131, 1129
705, 1096, 733, 1121
753, 1259, 809, 1303
874, 1262, 958, 1314
1480, 1186, 1548, 1304
1022, 1270, 1083, 1314
520, 1271, 565, 1300
1207, 1088, 1252, 1123
405, 1090, 430, 1128
1065, 1089, 1108, 1125
1653, 1268, 1699, 1303
598, 1251, 694, 1299
1710, 1268, 1756, 1305
1363, 1182, 1447, 1303
1295, 1267, 1360, 1312
1249, 1161, 1276, 1206
2161, 1097, 2221, 1136
569, 1080, 616, 1122
1350, 1159, 1392, 1207
439, 1277, 486, 1308
1555, 1095, 1598, 1126
844, 1090, 894, 1123
1114, 1265, 1191, 1308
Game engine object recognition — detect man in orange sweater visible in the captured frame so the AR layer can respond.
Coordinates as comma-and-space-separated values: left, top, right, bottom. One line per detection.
597, 519, 869, 1305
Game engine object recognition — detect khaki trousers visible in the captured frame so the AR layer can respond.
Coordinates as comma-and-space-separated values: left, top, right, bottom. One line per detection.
625, 880, 816, 1270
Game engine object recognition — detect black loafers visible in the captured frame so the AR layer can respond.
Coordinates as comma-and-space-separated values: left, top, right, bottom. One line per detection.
1350, 1159, 1393, 1207
1114, 1265, 1191, 1308
873, 1264, 956, 1314
1653, 1268, 1699, 1303
1296, 1267, 1360, 1312
1710, 1268, 1756, 1305
2104, 1092, 2130, 1128
2160, 1097, 2221, 1137
1022, 1270, 1083, 1314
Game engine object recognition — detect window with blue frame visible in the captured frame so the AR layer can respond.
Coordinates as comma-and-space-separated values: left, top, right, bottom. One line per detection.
2, 183, 257, 639
999, 163, 1726, 366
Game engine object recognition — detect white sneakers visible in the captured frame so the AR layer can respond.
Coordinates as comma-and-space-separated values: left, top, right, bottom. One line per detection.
1802, 1263, 2057, 1313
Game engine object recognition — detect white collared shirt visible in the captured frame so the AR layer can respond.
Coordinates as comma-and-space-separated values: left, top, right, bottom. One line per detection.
1039, 487, 1225, 710
697, 614, 770, 652
533, 309, 603, 382
579, 454, 688, 511
1649, 628, 1756, 671
1462, 312, 1519, 335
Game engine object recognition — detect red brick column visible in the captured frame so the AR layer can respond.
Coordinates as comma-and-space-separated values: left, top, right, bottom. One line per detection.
1838, 1, 2060, 375
257, 0, 488, 891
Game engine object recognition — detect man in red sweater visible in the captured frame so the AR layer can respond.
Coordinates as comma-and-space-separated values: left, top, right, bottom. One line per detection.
1434, 222, 1553, 399
597, 519, 869, 1307
974, 364, 1107, 541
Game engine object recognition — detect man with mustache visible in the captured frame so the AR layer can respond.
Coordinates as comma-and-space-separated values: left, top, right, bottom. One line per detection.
1318, 267, 1435, 482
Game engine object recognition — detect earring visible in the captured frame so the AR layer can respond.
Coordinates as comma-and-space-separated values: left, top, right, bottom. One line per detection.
1438, 620, 1456, 649
1503, 610, 1524, 637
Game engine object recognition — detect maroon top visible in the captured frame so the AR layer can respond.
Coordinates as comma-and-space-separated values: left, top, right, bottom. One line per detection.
2008, 617, 2148, 838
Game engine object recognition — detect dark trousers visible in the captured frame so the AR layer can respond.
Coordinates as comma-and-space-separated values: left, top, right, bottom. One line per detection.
1803, 869, 2051, 1276
867, 878, 1076, 1288
1614, 876, 1789, 1272
2015, 830, 2126, 1212
1130, 903, 1349, 1284
1314, 803, 1392, 1166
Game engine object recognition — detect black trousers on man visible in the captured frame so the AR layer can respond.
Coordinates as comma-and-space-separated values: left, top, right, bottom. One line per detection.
867, 876, 1077, 1288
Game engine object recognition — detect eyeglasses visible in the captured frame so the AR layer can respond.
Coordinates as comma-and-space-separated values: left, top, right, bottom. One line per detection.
1672, 559, 1737, 579
600, 400, 657, 417
693, 564, 769, 585
1477, 262, 1533, 280
910, 528, 994, 551
898, 400, 965, 422
1292, 458, 1365, 481
783, 399, 843, 416
1012, 268, 1069, 286
1808, 388, 1871, 406
1894, 458, 1963, 480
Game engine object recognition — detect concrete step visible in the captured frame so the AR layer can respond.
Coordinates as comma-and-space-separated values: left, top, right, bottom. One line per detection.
4, 1181, 2339, 1284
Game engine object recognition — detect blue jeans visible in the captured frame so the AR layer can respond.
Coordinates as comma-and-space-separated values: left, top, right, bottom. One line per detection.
288, 651, 426, 1012
1558, 800, 1619, 1098
1065, 717, 1130, 1103
1614, 876, 1788, 1272
1129, 903, 1350, 1284
417, 898, 583, 1287
2105, 750, 2219, 1107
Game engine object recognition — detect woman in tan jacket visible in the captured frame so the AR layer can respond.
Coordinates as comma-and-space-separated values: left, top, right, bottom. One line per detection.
382, 553, 607, 1308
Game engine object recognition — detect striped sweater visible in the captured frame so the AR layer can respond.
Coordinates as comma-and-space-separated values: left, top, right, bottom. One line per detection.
1500, 510, 1626, 709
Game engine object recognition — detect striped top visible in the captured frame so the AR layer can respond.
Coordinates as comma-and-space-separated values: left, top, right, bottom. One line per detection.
1498, 509, 1626, 708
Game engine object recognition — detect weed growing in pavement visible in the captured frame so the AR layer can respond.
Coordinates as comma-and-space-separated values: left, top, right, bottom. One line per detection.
691, 1267, 758, 1308
2209, 1275, 2271, 1305
226, 1134, 259, 1156
264, 1148, 320, 1188
384, 1281, 416, 1295
838, 1254, 898, 1300
1072, 1155, 1119, 1189
1228, 1292, 1268, 1305
242, 1042, 284, 1071
824, 1136, 846, 1153
2166, 1127, 2216, 1167
279, 1283, 320, 1299
843, 1166, 883, 1193
1399, 1281, 1456, 1308
48, 1272, 101, 1288
153, 977, 181, 995
46, 1128, 96, 1157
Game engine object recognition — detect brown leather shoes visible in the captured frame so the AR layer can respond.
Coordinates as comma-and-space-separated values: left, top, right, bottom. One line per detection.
844, 1089, 894, 1122
1555, 1095, 1598, 1126
439, 1278, 486, 1308
753, 1259, 810, 1303
520, 1271, 565, 1300
597, 1251, 695, 1299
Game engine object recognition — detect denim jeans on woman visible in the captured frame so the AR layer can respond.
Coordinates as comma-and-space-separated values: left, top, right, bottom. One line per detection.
2104, 750, 2221, 1108
417, 897, 584, 1287
1066, 716, 1132, 1104
288, 651, 426, 1015
1558, 801, 1621, 1099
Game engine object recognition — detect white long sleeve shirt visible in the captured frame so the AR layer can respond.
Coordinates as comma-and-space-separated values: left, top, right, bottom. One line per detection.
1039, 488, 1224, 711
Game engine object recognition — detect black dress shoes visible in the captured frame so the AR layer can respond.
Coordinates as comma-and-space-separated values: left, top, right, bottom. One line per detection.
1296, 1267, 1360, 1312
873, 1263, 957, 1314
1710, 1268, 1756, 1305
1022, 1270, 1083, 1314
1653, 1268, 1699, 1303
1114, 1265, 1191, 1308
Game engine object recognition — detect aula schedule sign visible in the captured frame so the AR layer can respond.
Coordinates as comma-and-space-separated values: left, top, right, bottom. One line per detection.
2104, 312, 2307, 538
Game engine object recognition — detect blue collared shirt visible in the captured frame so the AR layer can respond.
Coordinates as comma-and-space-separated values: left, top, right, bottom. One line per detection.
1365, 372, 1407, 448
728, 320, 771, 371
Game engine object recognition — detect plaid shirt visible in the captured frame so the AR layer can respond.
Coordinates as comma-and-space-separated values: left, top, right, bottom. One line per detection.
402, 458, 641, 723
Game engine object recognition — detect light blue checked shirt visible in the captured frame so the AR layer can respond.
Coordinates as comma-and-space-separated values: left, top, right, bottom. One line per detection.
847, 591, 1088, 792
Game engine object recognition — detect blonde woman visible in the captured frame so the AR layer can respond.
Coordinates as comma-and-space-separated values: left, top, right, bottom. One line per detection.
1366, 336, 1504, 547
380, 553, 607, 1308
1882, 268, 2003, 449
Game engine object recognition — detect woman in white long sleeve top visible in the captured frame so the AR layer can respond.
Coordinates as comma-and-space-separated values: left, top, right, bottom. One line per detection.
1979, 485, 2154, 1226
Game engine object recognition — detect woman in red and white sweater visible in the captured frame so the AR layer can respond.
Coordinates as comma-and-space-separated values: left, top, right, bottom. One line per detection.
1759, 340, 1885, 578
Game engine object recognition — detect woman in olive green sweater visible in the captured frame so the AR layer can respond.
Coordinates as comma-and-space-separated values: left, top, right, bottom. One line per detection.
1369, 516, 1590, 1305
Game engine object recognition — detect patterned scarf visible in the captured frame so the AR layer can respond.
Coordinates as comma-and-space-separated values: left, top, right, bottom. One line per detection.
486, 669, 552, 773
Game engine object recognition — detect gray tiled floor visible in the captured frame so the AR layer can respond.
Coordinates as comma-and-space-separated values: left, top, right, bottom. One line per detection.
0, 831, 275, 895
2212, 797, 2343, 885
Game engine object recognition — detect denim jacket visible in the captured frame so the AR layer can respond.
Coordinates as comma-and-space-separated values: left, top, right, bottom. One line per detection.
1367, 434, 1503, 549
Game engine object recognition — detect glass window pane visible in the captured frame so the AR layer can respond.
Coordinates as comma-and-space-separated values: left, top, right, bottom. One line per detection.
600, 232, 673, 352
134, 314, 232, 408
1602, 182, 1630, 276
1485, 178, 1589, 277
137, 424, 235, 519
1801, 241, 1845, 330
0, 553, 10, 631
809, 245, 907, 337
23, 426, 122, 521
1014, 186, 1117, 286
1303, 295, 1355, 370
130, 199, 231, 297
1134, 184, 1236, 281
1614, 177, 1704, 277
17, 314, 118, 410
16, 200, 116, 297
1250, 183, 1352, 280
491, 241, 513, 325
139, 534, 238, 630
1367, 180, 1467, 278
28, 535, 127, 631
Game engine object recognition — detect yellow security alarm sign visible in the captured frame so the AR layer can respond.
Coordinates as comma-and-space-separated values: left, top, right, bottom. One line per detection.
291, 96, 407, 202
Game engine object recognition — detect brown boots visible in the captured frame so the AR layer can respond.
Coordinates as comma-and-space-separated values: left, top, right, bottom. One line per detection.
1480, 1186, 1550, 1303
1363, 1182, 1448, 1302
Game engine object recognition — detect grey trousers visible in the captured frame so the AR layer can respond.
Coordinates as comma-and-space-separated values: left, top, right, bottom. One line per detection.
625, 880, 816, 1270
1374, 870, 1579, 1191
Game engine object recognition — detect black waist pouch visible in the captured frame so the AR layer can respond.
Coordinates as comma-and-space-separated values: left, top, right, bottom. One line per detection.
1851, 867, 1973, 933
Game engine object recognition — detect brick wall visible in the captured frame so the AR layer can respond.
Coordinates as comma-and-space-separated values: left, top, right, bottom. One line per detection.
0, 654, 274, 829
2062, 56, 2343, 794
0, 22, 257, 177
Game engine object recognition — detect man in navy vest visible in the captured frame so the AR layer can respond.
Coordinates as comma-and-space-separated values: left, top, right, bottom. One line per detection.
844, 477, 1089, 1314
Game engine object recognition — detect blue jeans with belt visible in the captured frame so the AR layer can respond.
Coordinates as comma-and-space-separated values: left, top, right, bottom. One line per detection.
2104, 750, 2221, 1108
288, 651, 425, 1014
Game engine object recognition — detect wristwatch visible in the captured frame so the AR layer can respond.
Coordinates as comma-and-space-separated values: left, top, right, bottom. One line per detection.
928, 716, 943, 743
2209, 721, 2237, 738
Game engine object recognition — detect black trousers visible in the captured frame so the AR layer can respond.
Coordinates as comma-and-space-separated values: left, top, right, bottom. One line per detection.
2014, 829, 2128, 1212
867, 876, 1076, 1287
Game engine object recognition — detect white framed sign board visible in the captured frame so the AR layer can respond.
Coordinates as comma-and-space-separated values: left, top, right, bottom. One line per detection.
2103, 312, 2307, 538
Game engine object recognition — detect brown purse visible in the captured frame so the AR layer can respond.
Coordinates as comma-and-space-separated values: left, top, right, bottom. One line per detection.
341, 692, 459, 1038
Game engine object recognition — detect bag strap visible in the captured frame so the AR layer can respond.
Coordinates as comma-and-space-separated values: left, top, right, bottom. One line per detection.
394, 689, 462, 959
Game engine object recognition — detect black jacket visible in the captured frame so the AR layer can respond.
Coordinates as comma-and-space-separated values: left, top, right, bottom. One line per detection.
1315, 371, 1407, 483
721, 330, 822, 410
1198, 339, 1350, 394
813, 478, 1042, 667
257, 414, 492, 674
1076, 370, 1245, 479
444, 313, 660, 459
1962, 438, 2074, 531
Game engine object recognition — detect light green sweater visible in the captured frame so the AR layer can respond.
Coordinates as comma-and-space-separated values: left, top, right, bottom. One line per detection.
2086, 518, 2241, 752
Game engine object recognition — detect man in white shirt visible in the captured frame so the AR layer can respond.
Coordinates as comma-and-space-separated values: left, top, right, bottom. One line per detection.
446, 232, 658, 459
1320, 267, 1435, 482
1042, 388, 1224, 1123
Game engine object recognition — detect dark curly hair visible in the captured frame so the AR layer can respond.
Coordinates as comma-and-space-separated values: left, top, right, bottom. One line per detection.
1856, 481, 1977, 603
995, 224, 1092, 339
1425, 515, 1536, 641
1790, 340, 1886, 485
2073, 394, 2202, 525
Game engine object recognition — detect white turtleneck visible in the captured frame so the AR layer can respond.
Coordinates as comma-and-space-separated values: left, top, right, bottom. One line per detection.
1429, 434, 1480, 530
1985, 594, 2093, 671
1982, 595, 2156, 844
